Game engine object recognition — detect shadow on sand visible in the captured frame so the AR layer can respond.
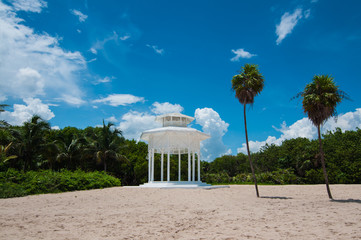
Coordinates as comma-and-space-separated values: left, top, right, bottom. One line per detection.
260, 196, 293, 200
331, 199, 361, 204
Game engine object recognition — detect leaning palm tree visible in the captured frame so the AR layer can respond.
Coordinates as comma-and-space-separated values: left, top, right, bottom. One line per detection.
295, 74, 347, 199
231, 63, 265, 198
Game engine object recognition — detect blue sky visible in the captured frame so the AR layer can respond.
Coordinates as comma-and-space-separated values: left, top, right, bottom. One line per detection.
1, 0, 361, 161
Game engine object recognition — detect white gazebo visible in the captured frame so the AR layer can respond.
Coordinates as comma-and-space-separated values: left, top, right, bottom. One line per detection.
139, 113, 212, 188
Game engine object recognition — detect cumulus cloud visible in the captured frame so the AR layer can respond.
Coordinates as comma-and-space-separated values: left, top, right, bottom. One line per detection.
70, 9, 88, 22
118, 111, 161, 140
276, 8, 303, 45
0, 2, 86, 105
238, 109, 361, 154
0, 98, 55, 125
230, 48, 256, 62
146, 44, 164, 55
195, 108, 230, 161
93, 94, 144, 107
10, 0, 47, 13
151, 102, 184, 115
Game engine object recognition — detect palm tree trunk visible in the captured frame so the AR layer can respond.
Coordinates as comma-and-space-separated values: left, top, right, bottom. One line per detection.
317, 124, 333, 199
244, 104, 259, 198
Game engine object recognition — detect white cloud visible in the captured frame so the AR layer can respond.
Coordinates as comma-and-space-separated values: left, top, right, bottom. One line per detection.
230, 48, 256, 62
93, 94, 145, 107
276, 8, 303, 45
151, 102, 184, 115
120, 34, 130, 41
93, 76, 113, 85
70, 9, 88, 22
304, 9, 311, 19
0, 95, 7, 102
146, 44, 164, 55
0, 2, 86, 104
51, 126, 60, 130
59, 95, 86, 106
10, 0, 47, 13
106, 116, 118, 123
237, 108, 361, 154
90, 48, 97, 54
195, 108, 230, 161
0, 98, 54, 125
118, 111, 161, 140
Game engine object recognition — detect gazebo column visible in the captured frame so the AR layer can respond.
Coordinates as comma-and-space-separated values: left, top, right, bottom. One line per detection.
167, 149, 170, 181
188, 148, 191, 181
151, 148, 155, 182
178, 149, 181, 181
161, 151, 164, 182
192, 151, 195, 182
198, 151, 201, 182
148, 149, 151, 182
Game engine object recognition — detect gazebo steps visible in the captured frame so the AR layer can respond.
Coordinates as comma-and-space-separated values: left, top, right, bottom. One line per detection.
138, 181, 229, 189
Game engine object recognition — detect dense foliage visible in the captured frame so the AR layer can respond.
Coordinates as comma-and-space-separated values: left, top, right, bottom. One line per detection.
203, 128, 361, 184
0, 115, 360, 198
0, 169, 121, 198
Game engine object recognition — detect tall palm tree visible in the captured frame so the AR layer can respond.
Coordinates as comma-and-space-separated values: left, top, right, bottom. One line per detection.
90, 120, 126, 172
231, 63, 265, 198
296, 74, 347, 199
11, 115, 50, 170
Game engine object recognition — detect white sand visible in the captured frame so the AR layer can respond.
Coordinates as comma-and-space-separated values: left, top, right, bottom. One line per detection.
1, 185, 361, 239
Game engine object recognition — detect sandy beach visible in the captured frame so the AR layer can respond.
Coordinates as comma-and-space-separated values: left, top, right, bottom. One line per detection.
1, 185, 361, 239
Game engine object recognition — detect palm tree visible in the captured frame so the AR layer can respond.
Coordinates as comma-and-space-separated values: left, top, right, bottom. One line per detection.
90, 120, 126, 172
56, 137, 87, 170
11, 115, 50, 170
295, 74, 347, 199
0, 104, 9, 112
231, 63, 265, 198
0, 142, 17, 164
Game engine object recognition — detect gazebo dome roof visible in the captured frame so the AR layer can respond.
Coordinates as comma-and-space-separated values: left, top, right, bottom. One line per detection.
155, 113, 194, 127
141, 126, 209, 141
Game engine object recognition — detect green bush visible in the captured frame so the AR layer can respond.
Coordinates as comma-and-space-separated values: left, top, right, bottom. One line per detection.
0, 169, 121, 198
202, 168, 302, 185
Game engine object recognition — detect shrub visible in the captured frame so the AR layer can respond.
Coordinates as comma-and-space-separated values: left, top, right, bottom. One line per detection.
0, 169, 121, 198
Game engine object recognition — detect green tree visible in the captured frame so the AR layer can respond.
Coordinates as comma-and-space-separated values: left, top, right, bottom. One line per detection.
231, 63, 265, 197
90, 120, 126, 172
11, 115, 50, 170
296, 75, 348, 199
56, 138, 87, 170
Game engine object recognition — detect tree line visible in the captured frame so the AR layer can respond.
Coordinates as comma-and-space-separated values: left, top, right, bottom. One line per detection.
202, 128, 361, 185
1, 113, 360, 188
